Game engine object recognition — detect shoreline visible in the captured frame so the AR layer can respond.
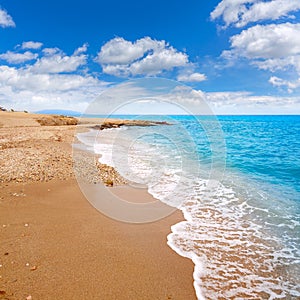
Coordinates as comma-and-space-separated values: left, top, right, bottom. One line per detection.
0, 111, 197, 299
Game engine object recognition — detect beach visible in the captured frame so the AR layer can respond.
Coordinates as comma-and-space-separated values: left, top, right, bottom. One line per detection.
0, 112, 196, 299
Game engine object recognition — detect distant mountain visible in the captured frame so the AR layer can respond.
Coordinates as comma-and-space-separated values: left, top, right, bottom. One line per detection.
35, 109, 82, 117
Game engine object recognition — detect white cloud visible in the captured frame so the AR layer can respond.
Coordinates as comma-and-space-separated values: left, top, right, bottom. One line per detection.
238, 0, 300, 27
0, 64, 108, 111
29, 48, 87, 74
205, 91, 300, 114
96, 37, 188, 76
0, 51, 38, 64
211, 0, 300, 28
101, 64, 129, 76
269, 76, 300, 92
0, 8, 15, 28
87, 80, 300, 115
222, 23, 300, 91
254, 56, 300, 73
21, 41, 43, 50
0, 45, 109, 112
177, 72, 207, 82
129, 47, 188, 76
74, 43, 88, 55
226, 23, 300, 60
0, 65, 100, 92
42, 48, 60, 56
96, 37, 164, 64
86, 80, 212, 115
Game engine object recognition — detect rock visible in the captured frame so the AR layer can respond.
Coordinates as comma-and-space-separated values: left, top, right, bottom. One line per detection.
91, 119, 171, 131
104, 179, 113, 187
54, 136, 62, 142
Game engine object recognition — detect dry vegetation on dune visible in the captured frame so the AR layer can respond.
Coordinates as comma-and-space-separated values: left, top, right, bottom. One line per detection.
35, 115, 78, 126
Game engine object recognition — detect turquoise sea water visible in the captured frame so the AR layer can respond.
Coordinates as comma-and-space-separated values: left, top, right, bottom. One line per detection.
78, 115, 300, 299
219, 115, 300, 201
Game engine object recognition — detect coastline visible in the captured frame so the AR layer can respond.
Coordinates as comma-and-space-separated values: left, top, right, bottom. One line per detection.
0, 111, 196, 299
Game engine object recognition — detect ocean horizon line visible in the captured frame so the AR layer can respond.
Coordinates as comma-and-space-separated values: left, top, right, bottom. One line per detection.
34, 110, 300, 118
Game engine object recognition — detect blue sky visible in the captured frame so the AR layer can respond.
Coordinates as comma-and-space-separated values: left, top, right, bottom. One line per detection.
0, 0, 300, 114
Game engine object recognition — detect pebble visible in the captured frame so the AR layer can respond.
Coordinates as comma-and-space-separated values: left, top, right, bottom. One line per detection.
0, 126, 76, 183
73, 153, 127, 186
1, 126, 127, 187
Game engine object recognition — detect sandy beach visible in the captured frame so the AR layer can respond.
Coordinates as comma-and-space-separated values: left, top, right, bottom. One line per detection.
0, 111, 196, 299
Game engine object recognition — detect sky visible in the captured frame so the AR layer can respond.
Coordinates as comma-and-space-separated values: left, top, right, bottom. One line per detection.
1, 0, 300, 114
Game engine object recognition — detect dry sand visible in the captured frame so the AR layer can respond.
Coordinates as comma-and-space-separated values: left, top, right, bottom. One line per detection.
0, 112, 196, 299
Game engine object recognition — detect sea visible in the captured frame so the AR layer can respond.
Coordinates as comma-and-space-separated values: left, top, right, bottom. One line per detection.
76, 115, 300, 299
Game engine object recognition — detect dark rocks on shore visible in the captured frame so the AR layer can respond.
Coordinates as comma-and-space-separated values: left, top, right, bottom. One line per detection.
91, 120, 171, 130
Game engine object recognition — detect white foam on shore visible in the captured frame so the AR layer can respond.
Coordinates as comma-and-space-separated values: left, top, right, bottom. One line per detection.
167, 179, 300, 299
77, 127, 300, 300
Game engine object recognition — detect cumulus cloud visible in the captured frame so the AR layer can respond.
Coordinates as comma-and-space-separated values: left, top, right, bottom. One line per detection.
42, 48, 61, 56
0, 44, 108, 111
211, 0, 300, 28
0, 51, 38, 64
29, 45, 87, 74
129, 48, 188, 76
21, 41, 43, 50
0, 65, 94, 92
225, 23, 300, 60
222, 23, 300, 91
254, 56, 300, 73
0, 65, 107, 111
96, 37, 156, 65
96, 37, 188, 76
0, 8, 15, 28
177, 72, 207, 82
74, 43, 88, 55
269, 76, 300, 92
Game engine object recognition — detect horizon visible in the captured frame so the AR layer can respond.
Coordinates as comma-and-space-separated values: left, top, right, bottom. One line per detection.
35, 109, 300, 116
1, 1, 300, 114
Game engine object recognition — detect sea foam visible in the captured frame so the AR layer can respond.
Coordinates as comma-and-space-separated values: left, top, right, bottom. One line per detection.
77, 117, 300, 299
